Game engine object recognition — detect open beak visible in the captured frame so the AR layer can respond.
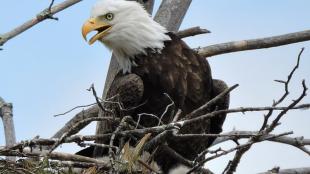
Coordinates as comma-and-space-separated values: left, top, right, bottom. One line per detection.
82, 17, 112, 45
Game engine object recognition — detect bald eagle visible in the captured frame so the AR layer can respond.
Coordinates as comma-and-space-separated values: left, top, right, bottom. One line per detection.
80, 0, 229, 173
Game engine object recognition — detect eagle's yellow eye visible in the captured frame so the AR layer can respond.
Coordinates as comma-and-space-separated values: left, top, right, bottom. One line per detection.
105, 13, 114, 20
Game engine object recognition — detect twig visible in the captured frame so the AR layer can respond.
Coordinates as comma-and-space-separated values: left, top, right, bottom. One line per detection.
183, 104, 310, 128
185, 84, 238, 119
267, 80, 307, 133
136, 113, 163, 129
88, 84, 113, 114
158, 93, 175, 126
274, 48, 304, 105
52, 105, 100, 138
54, 103, 97, 117
187, 132, 293, 174
260, 48, 304, 132
224, 48, 306, 173
224, 79, 308, 174
194, 147, 226, 165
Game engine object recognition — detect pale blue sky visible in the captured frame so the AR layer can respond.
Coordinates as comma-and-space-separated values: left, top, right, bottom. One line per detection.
1, 0, 310, 173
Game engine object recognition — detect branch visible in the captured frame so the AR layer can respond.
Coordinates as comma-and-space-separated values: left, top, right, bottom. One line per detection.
0, 148, 109, 169
186, 84, 238, 119
88, 84, 113, 114
0, 0, 82, 47
211, 131, 310, 151
275, 47, 304, 104
187, 132, 293, 174
176, 26, 210, 38
258, 167, 310, 174
15, 103, 310, 150
49, 117, 118, 153
224, 77, 308, 174
52, 105, 99, 138
198, 30, 310, 58
53, 103, 96, 117
183, 104, 310, 128
0, 97, 16, 161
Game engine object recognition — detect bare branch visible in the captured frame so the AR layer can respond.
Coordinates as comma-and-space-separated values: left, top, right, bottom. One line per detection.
224, 78, 308, 174
158, 93, 175, 126
0, 148, 109, 169
186, 84, 238, 119
53, 103, 96, 117
176, 26, 210, 38
187, 132, 293, 174
0, 0, 82, 46
49, 117, 118, 153
52, 105, 100, 138
88, 84, 113, 114
183, 104, 310, 128
0, 97, 16, 161
211, 131, 310, 152
198, 30, 310, 58
258, 167, 310, 174
274, 48, 304, 105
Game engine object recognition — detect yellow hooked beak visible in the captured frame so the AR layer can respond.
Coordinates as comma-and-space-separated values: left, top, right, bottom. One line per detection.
82, 17, 112, 45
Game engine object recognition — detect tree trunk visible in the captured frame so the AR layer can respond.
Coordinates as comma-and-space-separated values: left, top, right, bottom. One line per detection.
0, 97, 16, 161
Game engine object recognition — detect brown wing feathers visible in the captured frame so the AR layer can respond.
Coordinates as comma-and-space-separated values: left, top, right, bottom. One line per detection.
94, 32, 229, 173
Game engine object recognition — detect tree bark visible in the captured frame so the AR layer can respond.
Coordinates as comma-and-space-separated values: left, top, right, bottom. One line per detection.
154, 0, 192, 32
0, 97, 16, 161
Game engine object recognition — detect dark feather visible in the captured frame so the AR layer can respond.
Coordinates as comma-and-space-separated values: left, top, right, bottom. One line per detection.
93, 32, 229, 173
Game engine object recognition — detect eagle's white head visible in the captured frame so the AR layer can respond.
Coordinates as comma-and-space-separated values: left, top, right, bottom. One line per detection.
82, 0, 171, 73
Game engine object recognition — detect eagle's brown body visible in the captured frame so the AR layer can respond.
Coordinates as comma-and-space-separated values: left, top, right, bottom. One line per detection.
91, 33, 229, 173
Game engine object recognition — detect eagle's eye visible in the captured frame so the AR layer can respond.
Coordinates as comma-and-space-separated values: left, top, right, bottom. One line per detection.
105, 13, 114, 21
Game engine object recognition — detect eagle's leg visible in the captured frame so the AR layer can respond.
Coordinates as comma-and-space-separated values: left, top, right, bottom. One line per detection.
93, 73, 144, 157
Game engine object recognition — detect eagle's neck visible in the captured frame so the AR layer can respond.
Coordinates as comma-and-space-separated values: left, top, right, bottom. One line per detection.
102, 18, 171, 73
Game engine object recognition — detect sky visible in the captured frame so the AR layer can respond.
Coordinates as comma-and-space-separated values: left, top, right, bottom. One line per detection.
1, 0, 310, 173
